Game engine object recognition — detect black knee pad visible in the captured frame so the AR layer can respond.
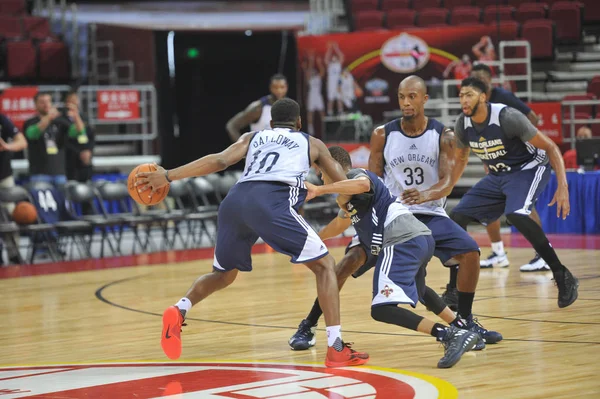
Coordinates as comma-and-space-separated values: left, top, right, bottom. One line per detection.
450, 210, 476, 231
506, 212, 549, 246
371, 304, 423, 331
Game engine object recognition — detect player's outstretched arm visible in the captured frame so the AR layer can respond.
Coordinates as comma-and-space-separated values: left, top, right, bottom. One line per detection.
310, 137, 347, 183
307, 177, 370, 199
368, 126, 385, 177
528, 131, 570, 219
225, 100, 262, 143
136, 133, 253, 193
318, 211, 352, 241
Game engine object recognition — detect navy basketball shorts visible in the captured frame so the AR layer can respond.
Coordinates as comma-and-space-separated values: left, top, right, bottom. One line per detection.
213, 181, 329, 272
371, 234, 435, 308
452, 164, 552, 225
346, 234, 378, 278
414, 214, 480, 266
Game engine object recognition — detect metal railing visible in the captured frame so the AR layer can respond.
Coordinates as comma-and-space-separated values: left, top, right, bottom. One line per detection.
562, 99, 600, 148
77, 84, 158, 155
7, 84, 159, 155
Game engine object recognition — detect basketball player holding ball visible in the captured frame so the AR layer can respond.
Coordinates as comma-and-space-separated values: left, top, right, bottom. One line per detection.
135, 98, 369, 367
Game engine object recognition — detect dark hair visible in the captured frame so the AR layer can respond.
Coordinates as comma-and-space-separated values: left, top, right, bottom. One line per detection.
33, 92, 52, 102
328, 146, 352, 169
460, 77, 488, 94
271, 98, 299, 123
63, 89, 78, 101
472, 63, 493, 77
270, 73, 287, 84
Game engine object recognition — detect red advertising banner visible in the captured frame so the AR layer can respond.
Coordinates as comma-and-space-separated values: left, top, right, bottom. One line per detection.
332, 143, 371, 168
97, 90, 140, 120
0, 86, 38, 130
297, 25, 518, 137
528, 102, 563, 144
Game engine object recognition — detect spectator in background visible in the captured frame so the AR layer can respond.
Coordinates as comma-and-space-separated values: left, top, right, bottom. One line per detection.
62, 90, 94, 182
443, 54, 472, 82
563, 126, 597, 169
325, 42, 344, 116
471, 64, 539, 126
23, 92, 87, 186
0, 112, 27, 265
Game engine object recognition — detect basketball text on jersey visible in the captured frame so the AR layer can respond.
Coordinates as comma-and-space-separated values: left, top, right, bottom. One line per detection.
469, 137, 507, 160
251, 133, 301, 150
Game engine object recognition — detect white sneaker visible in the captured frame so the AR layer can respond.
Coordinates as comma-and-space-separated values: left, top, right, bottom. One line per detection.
480, 252, 510, 268
520, 254, 550, 272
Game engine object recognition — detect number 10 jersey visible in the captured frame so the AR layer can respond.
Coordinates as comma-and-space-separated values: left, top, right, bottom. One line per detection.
238, 128, 311, 188
382, 118, 448, 217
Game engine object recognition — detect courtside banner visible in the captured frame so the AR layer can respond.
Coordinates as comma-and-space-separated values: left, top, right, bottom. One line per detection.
297, 25, 518, 135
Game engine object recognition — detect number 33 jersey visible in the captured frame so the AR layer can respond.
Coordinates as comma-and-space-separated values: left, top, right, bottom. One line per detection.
382, 118, 448, 217
238, 128, 311, 188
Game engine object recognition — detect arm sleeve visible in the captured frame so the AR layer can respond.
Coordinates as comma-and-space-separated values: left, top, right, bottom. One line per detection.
500, 107, 538, 141
25, 124, 42, 140
453, 116, 469, 149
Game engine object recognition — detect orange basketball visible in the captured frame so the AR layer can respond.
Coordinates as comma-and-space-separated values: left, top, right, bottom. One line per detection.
12, 201, 38, 224
127, 163, 170, 206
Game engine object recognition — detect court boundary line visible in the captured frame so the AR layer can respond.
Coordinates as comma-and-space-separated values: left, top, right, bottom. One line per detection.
95, 275, 600, 344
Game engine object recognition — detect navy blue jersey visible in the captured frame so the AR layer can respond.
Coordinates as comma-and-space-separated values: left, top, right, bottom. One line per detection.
455, 103, 546, 175
29, 186, 67, 224
490, 87, 532, 116
346, 168, 398, 253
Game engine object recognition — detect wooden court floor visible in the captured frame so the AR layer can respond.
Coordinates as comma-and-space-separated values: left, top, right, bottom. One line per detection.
1, 237, 599, 398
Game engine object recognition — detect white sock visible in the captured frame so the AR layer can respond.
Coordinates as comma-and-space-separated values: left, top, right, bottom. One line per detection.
491, 241, 505, 255
175, 297, 192, 313
326, 325, 342, 347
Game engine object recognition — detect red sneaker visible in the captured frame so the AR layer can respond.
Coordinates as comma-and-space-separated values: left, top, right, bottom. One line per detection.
161, 306, 185, 360
325, 341, 369, 367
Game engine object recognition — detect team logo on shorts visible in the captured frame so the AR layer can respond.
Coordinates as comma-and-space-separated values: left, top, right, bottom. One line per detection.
0, 362, 457, 398
380, 33, 430, 73
381, 284, 394, 297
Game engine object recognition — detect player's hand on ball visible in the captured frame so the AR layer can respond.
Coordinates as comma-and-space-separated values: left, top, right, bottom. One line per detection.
136, 163, 168, 194
549, 184, 570, 220
401, 188, 426, 205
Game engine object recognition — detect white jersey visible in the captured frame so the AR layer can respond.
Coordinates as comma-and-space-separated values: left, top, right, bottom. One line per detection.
238, 128, 310, 188
383, 118, 448, 217
327, 61, 342, 100
327, 61, 342, 84
250, 96, 272, 132
309, 73, 322, 93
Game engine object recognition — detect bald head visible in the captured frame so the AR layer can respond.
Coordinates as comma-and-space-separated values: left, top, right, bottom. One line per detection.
577, 126, 592, 140
398, 75, 428, 120
399, 75, 427, 94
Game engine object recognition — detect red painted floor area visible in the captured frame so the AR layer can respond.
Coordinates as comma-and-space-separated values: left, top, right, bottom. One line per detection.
1, 233, 599, 280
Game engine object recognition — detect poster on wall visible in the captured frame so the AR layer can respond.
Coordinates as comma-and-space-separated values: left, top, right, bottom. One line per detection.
528, 102, 563, 144
97, 90, 140, 121
297, 25, 518, 138
0, 87, 38, 130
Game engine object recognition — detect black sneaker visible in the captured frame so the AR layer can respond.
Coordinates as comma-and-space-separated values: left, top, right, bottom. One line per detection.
438, 326, 480, 368
289, 319, 316, 350
441, 284, 458, 312
554, 269, 579, 308
460, 314, 503, 344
